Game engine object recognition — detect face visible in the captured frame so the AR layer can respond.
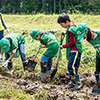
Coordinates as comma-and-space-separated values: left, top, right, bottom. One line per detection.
35, 34, 40, 40
59, 21, 69, 28
83, 29, 88, 39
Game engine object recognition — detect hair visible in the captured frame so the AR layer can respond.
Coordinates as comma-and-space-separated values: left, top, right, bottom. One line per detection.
87, 28, 92, 41
57, 14, 70, 23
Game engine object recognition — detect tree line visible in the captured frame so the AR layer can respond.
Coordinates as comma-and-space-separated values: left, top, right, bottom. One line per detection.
0, 0, 100, 14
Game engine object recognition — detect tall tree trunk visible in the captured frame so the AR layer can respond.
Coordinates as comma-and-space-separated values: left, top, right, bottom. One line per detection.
54, 0, 56, 13
64, 0, 67, 10
59, 0, 61, 13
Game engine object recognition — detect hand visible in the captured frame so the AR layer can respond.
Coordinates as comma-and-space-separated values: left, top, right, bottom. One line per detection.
39, 45, 42, 49
2, 60, 9, 68
0, 55, 3, 63
6, 29, 9, 34
52, 29, 57, 33
59, 45, 63, 49
61, 31, 66, 35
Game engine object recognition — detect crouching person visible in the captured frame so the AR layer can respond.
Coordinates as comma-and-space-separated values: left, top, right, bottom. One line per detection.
30, 29, 60, 77
0, 33, 27, 71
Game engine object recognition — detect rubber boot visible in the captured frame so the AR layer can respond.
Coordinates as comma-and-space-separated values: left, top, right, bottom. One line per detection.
74, 74, 82, 90
8, 61, 13, 70
37, 62, 48, 78
23, 62, 27, 71
95, 71, 100, 83
47, 58, 52, 71
92, 71, 100, 93
65, 75, 75, 89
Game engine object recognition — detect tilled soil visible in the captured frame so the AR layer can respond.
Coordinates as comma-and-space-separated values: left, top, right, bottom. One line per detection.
0, 71, 100, 100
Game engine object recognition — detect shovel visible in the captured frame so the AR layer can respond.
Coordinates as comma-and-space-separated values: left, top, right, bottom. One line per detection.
50, 32, 65, 80
27, 47, 40, 72
1, 63, 14, 75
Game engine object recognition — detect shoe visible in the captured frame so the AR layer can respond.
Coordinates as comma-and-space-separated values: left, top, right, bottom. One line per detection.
73, 83, 82, 90
65, 83, 75, 89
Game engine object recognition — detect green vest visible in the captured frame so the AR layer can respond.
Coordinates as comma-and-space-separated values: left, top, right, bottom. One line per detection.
89, 30, 100, 58
4, 33, 25, 55
66, 26, 82, 60
40, 31, 60, 57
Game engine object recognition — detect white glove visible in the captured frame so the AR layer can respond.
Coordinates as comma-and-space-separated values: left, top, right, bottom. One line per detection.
6, 29, 9, 34
0, 55, 3, 63
59, 45, 63, 49
2, 60, 9, 68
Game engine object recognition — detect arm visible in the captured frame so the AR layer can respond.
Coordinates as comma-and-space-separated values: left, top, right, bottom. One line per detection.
1, 15, 9, 33
7, 53, 16, 61
39, 44, 46, 49
1, 19, 7, 29
63, 31, 76, 48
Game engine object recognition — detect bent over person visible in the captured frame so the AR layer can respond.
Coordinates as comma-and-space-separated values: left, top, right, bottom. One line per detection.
77, 23, 100, 93
0, 33, 27, 71
30, 29, 61, 77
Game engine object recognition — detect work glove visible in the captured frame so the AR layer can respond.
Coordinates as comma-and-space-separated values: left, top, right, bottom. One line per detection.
2, 60, 9, 68
6, 29, 9, 34
59, 45, 63, 49
61, 31, 66, 35
0, 55, 3, 63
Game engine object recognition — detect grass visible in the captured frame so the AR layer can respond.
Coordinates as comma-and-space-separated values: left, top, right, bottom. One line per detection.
0, 13, 99, 99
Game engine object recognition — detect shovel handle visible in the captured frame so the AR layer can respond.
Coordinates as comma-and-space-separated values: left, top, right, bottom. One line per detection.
3, 66, 10, 71
32, 46, 40, 60
56, 34, 65, 69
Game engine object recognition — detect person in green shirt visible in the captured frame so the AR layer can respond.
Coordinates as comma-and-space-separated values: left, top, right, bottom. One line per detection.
30, 29, 60, 77
57, 14, 82, 90
0, 13, 9, 63
0, 33, 27, 71
77, 23, 100, 93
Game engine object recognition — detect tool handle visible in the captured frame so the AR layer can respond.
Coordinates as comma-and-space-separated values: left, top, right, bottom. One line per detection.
55, 34, 65, 69
3, 66, 10, 71
33, 46, 40, 60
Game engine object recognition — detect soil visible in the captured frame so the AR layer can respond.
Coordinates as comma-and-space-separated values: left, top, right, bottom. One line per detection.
0, 71, 100, 100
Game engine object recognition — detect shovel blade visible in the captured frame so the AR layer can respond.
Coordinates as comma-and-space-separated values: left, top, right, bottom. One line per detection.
92, 83, 100, 94
27, 59, 37, 72
50, 68, 57, 80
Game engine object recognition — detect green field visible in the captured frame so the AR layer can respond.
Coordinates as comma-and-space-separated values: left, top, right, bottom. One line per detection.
4, 14, 97, 73
0, 14, 99, 99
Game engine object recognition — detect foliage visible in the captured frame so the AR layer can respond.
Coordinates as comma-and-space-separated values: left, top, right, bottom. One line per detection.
0, 0, 100, 14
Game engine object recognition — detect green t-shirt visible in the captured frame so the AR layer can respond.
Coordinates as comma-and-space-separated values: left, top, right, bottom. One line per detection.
4, 33, 25, 53
66, 26, 82, 60
89, 30, 100, 58
40, 31, 60, 57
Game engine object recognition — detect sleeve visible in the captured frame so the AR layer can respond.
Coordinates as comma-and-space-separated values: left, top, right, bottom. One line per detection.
12, 48, 17, 53
62, 31, 76, 48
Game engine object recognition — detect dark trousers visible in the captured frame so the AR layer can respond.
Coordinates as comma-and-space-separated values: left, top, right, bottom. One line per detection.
95, 55, 100, 73
68, 52, 81, 75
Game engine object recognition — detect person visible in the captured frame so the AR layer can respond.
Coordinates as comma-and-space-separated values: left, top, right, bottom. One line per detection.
0, 33, 27, 71
76, 23, 100, 93
0, 13, 9, 63
30, 29, 61, 77
57, 14, 82, 90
